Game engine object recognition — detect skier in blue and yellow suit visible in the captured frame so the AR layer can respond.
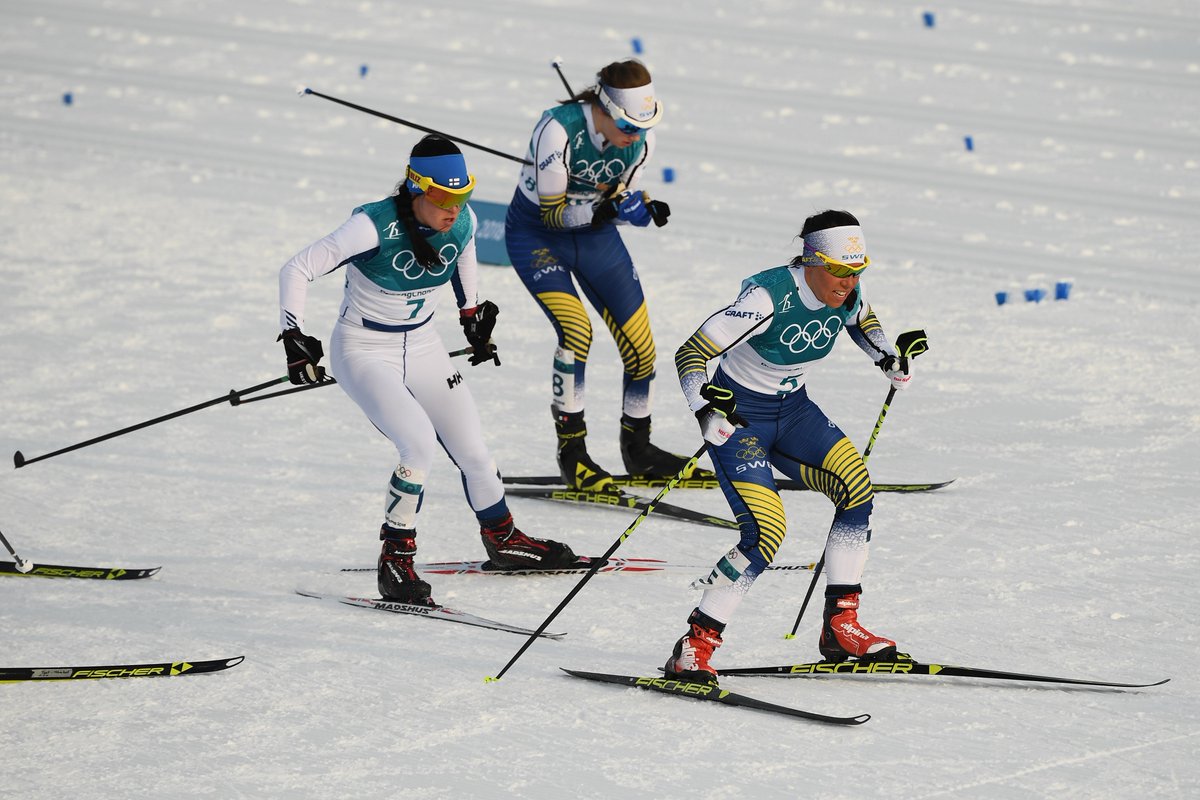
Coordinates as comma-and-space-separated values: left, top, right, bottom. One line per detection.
663, 210, 918, 685
505, 59, 701, 493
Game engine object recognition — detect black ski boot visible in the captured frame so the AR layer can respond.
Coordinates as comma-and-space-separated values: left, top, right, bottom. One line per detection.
377, 526, 435, 606
480, 512, 579, 570
620, 414, 704, 479
555, 410, 618, 493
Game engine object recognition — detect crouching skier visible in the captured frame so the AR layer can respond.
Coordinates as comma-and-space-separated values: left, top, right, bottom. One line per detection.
664, 210, 913, 683
277, 135, 582, 605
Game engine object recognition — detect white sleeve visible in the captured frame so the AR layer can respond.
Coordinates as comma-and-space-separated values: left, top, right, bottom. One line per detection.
455, 206, 481, 309
622, 129, 655, 194
678, 284, 775, 410
278, 212, 379, 331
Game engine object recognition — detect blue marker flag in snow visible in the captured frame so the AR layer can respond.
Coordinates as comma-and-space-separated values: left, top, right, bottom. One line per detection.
471, 200, 511, 266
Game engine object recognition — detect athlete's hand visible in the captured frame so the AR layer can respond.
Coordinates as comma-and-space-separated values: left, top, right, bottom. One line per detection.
592, 190, 652, 227
646, 198, 670, 227
279, 328, 326, 385
460, 301, 501, 367
876, 355, 911, 390
693, 383, 747, 446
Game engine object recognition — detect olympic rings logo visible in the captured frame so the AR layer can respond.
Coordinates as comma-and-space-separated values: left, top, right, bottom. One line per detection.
391, 244, 459, 279
571, 156, 627, 186
779, 318, 842, 354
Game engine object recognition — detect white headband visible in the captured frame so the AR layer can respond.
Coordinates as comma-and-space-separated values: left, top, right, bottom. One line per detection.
598, 82, 663, 126
801, 225, 868, 266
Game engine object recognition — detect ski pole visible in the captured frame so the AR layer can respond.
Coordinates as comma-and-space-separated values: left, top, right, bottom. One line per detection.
0, 528, 34, 573
229, 347, 480, 406
301, 88, 532, 166
550, 58, 576, 97
13, 376, 290, 469
486, 443, 708, 682
785, 329, 929, 639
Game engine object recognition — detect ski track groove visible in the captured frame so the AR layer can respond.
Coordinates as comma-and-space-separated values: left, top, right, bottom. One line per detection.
917, 729, 1200, 798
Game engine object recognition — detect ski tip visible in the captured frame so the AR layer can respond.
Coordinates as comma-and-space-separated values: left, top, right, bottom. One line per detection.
226, 656, 246, 668
851, 713, 872, 724
13, 450, 25, 468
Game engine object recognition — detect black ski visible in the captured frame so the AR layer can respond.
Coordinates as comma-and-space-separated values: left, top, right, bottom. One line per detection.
561, 668, 870, 725
1, 561, 161, 580
0, 656, 244, 683
504, 487, 739, 530
296, 589, 566, 638
503, 475, 954, 493
717, 659, 1170, 689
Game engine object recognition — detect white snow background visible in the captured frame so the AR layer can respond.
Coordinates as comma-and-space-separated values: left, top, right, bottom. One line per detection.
2, 0, 1198, 797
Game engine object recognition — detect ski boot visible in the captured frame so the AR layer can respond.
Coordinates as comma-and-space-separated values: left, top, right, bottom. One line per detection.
377, 526, 435, 607
480, 512, 578, 570
555, 410, 618, 494
819, 587, 899, 662
620, 414, 710, 480
663, 608, 725, 685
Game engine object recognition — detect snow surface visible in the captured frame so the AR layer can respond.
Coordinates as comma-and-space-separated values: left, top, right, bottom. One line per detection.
2, 0, 1198, 797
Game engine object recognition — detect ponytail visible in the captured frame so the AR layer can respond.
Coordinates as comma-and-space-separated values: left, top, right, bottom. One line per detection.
391, 186, 442, 270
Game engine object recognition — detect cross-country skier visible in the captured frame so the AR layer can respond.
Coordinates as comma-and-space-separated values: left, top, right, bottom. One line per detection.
277, 135, 582, 605
663, 210, 913, 683
504, 59, 703, 493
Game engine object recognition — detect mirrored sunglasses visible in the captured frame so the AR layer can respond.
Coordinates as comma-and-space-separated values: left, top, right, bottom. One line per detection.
597, 86, 654, 136
407, 167, 476, 209
805, 245, 870, 278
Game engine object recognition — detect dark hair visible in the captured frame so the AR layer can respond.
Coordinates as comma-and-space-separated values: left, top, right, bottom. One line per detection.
560, 59, 653, 106
392, 135, 462, 269
790, 209, 860, 266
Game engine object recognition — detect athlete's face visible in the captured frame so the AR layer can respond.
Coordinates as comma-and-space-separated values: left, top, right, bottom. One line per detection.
804, 264, 861, 308
412, 193, 462, 232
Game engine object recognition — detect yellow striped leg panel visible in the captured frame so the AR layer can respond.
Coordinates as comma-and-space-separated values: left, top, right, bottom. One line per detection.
602, 301, 656, 380
797, 437, 874, 510
536, 291, 593, 360
730, 481, 788, 565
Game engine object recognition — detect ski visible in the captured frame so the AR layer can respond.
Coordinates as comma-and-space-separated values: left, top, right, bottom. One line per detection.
1, 561, 161, 580
0, 656, 244, 683
503, 475, 954, 493
561, 668, 870, 725
339, 558, 816, 576
295, 589, 566, 639
503, 486, 739, 530
717, 659, 1170, 689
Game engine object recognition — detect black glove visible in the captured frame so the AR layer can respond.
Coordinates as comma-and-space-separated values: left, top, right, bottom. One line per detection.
695, 383, 748, 426
694, 383, 747, 446
875, 355, 911, 390
278, 328, 326, 385
460, 300, 501, 367
647, 199, 670, 227
592, 190, 652, 227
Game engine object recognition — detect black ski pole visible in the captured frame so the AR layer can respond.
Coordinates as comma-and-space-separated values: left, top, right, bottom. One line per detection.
0, 528, 33, 573
486, 444, 708, 682
550, 58, 576, 97
785, 329, 929, 639
301, 88, 532, 166
231, 378, 336, 406
13, 375, 290, 469
231, 347, 481, 406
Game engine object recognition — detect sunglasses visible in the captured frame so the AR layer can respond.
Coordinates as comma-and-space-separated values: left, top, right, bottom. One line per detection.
804, 243, 870, 278
597, 85, 654, 136
407, 167, 476, 209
